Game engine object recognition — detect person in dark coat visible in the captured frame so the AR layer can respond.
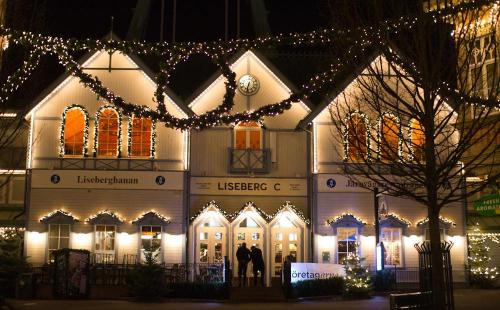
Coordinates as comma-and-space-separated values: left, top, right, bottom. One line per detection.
236, 242, 251, 287
250, 245, 265, 286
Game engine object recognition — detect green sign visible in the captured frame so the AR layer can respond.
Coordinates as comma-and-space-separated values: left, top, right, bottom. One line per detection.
474, 194, 500, 216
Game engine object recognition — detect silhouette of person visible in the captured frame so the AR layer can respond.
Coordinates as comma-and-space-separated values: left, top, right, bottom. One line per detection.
251, 245, 265, 286
236, 242, 251, 287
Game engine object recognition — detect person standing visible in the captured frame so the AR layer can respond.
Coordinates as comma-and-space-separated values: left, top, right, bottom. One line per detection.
250, 245, 265, 286
236, 242, 251, 287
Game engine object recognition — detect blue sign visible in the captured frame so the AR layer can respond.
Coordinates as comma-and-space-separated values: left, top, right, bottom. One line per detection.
50, 174, 61, 184
326, 178, 336, 189
155, 175, 166, 185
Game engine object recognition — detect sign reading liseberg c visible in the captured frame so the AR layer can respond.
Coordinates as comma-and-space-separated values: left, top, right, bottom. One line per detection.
290, 263, 345, 283
190, 177, 306, 196
31, 170, 184, 190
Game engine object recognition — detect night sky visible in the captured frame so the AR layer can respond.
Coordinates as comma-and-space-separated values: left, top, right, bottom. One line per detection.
11, 0, 332, 41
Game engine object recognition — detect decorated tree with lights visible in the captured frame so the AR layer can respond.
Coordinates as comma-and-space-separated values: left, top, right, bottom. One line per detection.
343, 252, 371, 298
468, 227, 499, 288
326, 1, 500, 308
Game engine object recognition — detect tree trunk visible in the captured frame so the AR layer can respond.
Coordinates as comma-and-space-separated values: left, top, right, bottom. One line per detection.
428, 202, 446, 309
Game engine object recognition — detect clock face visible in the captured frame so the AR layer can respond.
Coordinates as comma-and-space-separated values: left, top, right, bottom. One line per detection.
238, 74, 260, 96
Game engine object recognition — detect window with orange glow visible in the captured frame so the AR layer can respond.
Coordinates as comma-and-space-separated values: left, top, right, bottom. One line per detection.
97, 109, 119, 157
63, 108, 85, 156
130, 117, 152, 157
347, 114, 367, 161
234, 121, 261, 150
380, 115, 399, 161
411, 120, 425, 162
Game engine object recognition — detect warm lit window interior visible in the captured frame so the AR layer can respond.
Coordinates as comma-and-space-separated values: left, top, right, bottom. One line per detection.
130, 117, 152, 157
48, 224, 70, 262
97, 108, 119, 157
63, 108, 85, 156
140, 225, 161, 262
380, 115, 399, 161
411, 119, 425, 162
381, 227, 402, 266
234, 121, 261, 150
347, 114, 367, 161
337, 227, 357, 264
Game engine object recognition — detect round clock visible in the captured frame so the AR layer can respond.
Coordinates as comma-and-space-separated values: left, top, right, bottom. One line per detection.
238, 74, 260, 96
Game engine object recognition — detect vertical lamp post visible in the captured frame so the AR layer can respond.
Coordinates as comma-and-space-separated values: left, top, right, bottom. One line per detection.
375, 187, 385, 271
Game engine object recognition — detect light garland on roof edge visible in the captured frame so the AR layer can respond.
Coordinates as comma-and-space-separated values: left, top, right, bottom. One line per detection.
131, 210, 171, 224
39, 209, 79, 222
85, 209, 125, 223
0, 0, 496, 130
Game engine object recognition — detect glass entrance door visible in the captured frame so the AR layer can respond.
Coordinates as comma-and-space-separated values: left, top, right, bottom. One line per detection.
271, 215, 300, 277
196, 217, 227, 263
233, 217, 263, 278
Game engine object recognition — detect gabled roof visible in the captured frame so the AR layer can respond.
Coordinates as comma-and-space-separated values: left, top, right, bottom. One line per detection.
187, 49, 314, 112
297, 49, 381, 128
24, 32, 192, 119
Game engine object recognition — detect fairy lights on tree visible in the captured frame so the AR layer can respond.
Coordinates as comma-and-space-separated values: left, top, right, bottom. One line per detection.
468, 226, 500, 288
343, 252, 371, 298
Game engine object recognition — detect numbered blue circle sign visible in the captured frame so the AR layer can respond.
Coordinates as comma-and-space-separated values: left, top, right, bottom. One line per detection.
326, 178, 336, 188
155, 176, 166, 185
50, 174, 61, 184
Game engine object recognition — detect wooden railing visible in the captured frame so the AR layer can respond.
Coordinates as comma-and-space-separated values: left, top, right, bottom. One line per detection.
228, 148, 271, 174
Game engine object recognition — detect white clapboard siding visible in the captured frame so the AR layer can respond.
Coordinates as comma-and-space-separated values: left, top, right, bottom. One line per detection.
25, 231, 47, 266
190, 129, 308, 178
163, 233, 185, 263
190, 129, 231, 176
271, 131, 308, 178
27, 189, 184, 233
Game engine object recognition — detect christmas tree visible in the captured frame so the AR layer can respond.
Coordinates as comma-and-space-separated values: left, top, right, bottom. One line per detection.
343, 252, 371, 298
468, 227, 499, 288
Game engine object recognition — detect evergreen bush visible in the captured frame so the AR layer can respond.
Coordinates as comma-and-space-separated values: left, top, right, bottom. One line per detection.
290, 277, 345, 298
127, 244, 166, 300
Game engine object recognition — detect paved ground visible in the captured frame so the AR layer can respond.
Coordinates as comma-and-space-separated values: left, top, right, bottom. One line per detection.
4, 289, 499, 310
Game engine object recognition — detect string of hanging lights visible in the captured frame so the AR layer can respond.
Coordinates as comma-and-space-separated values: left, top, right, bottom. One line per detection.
0, 0, 497, 130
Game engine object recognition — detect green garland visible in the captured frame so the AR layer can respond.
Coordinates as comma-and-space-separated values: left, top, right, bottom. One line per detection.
0, 0, 498, 130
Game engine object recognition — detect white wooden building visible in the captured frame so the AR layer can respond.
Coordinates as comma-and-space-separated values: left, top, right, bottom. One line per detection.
24, 49, 189, 265
21, 47, 468, 285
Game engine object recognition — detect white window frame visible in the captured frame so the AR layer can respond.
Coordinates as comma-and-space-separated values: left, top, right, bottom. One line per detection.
336, 227, 358, 264
380, 227, 403, 267
139, 225, 163, 262
94, 225, 117, 263
233, 122, 263, 150
48, 224, 71, 262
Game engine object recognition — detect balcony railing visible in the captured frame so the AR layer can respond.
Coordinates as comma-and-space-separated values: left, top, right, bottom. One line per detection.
228, 148, 271, 174
54, 158, 174, 171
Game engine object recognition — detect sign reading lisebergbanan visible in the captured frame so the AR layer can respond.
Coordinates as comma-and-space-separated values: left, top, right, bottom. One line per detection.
31, 170, 184, 190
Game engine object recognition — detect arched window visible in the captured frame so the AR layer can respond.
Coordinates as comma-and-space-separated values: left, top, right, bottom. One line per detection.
95, 107, 120, 157
234, 121, 262, 150
379, 114, 400, 161
61, 106, 88, 157
410, 119, 425, 162
346, 113, 368, 161
129, 117, 153, 157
